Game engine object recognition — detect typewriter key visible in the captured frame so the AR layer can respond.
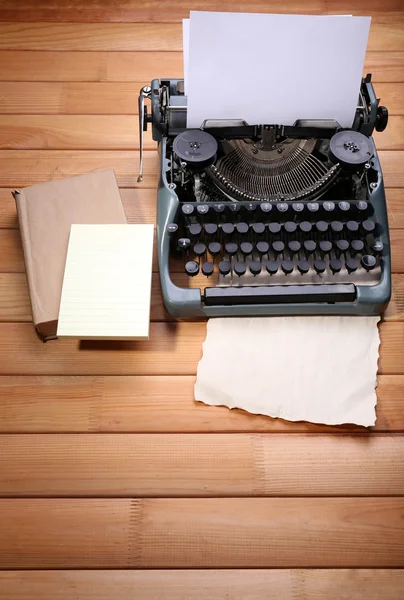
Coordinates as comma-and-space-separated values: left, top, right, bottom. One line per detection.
372, 240, 384, 253
361, 255, 377, 271
272, 241, 285, 254
166, 223, 178, 234
194, 243, 206, 256
256, 241, 270, 255
316, 221, 328, 233
208, 242, 221, 256
331, 221, 343, 233
268, 222, 281, 234
205, 223, 218, 235
284, 221, 297, 234
219, 261, 231, 276
351, 239, 364, 253
336, 239, 349, 252
249, 261, 261, 275
222, 223, 234, 235
202, 261, 214, 277
182, 204, 194, 215
319, 240, 332, 254
314, 259, 326, 274
346, 220, 359, 233
189, 223, 202, 237
299, 221, 312, 233
252, 222, 265, 234
266, 260, 278, 275
240, 242, 253, 255
234, 261, 247, 276
304, 240, 316, 254
228, 203, 240, 213
185, 260, 199, 276
225, 242, 238, 256
281, 260, 294, 274
323, 201, 335, 212
237, 222, 249, 234
260, 203, 272, 213
298, 259, 310, 274
288, 240, 301, 254
362, 219, 375, 233
346, 258, 359, 274
330, 258, 342, 274
197, 204, 210, 215
177, 238, 191, 251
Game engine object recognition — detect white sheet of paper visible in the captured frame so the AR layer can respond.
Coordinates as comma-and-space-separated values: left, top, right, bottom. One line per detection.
195, 317, 380, 427
57, 224, 154, 340
183, 18, 190, 95
186, 12, 370, 128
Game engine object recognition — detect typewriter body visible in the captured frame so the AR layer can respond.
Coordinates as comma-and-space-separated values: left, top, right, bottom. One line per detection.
138, 75, 390, 317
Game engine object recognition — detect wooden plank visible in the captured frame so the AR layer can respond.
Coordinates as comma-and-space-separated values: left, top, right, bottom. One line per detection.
0, 433, 403, 497
0, 321, 401, 376
0, 187, 156, 229
0, 1, 402, 22
0, 82, 401, 115
0, 50, 401, 84
0, 374, 402, 434
0, 19, 402, 52
0, 115, 401, 151
1, 569, 404, 600
0, 150, 402, 188
387, 189, 404, 228
0, 230, 24, 272
0, 498, 403, 568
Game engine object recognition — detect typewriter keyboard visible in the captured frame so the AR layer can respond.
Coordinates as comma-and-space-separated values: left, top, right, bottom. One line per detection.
168, 200, 382, 291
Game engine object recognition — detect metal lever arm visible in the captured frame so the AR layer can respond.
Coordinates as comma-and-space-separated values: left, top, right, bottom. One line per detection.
137, 85, 152, 183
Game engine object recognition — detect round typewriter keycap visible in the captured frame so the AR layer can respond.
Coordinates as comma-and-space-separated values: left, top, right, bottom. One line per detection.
372, 240, 384, 253
284, 221, 297, 233
336, 239, 349, 252
204, 223, 218, 235
229, 203, 240, 212
288, 240, 301, 254
177, 237, 191, 251
299, 221, 312, 233
249, 261, 262, 275
240, 242, 253, 255
361, 254, 377, 271
256, 241, 270, 255
319, 240, 332, 254
266, 260, 279, 275
297, 259, 310, 274
331, 221, 343, 233
314, 259, 326, 274
338, 201, 350, 212
194, 243, 206, 256
252, 222, 265, 234
272, 241, 285, 254
208, 242, 221, 256
281, 260, 294, 274
351, 239, 364, 253
346, 257, 359, 274
330, 258, 342, 274
276, 202, 288, 213
202, 261, 214, 277
246, 203, 257, 212
234, 261, 247, 276
189, 223, 202, 236
182, 204, 194, 215
166, 223, 178, 234
185, 260, 199, 276
260, 202, 272, 213
219, 260, 231, 276
237, 222, 249, 234
292, 202, 304, 212
316, 221, 328, 233
362, 219, 376, 233
268, 222, 281, 234
213, 203, 225, 213
304, 240, 317, 254
307, 202, 319, 212
347, 220, 359, 233
323, 201, 335, 212
197, 204, 209, 215
225, 242, 238, 256
222, 223, 234, 235
357, 200, 368, 211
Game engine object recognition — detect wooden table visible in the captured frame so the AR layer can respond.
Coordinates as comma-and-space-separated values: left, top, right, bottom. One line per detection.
0, 2, 403, 598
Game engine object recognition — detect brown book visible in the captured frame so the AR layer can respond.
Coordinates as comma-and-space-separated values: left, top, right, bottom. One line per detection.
14, 170, 127, 341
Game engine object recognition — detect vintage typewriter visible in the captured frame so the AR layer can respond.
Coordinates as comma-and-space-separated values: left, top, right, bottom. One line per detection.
138, 75, 390, 317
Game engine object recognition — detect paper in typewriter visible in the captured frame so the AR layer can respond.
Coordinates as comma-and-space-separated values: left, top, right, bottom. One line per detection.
195, 317, 380, 427
186, 12, 370, 129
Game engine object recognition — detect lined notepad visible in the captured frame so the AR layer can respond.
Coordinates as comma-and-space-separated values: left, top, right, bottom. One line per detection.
57, 224, 154, 340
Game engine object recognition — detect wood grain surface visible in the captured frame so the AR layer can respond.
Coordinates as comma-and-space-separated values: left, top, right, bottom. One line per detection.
0, 3, 403, 598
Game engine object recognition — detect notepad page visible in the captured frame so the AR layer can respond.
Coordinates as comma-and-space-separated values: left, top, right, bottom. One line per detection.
57, 224, 154, 340
186, 12, 370, 129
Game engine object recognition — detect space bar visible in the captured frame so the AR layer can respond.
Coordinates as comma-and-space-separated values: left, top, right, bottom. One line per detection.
204, 284, 356, 305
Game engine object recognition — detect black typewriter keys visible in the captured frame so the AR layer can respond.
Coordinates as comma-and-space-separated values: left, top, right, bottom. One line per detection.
316, 221, 328, 233
177, 237, 191, 251
234, 261, 246, 276
260, 203, 272, 213
219, 261, 231, 276
204, 223, 218, 235
268, 222, 281, 234
331, 221, 343, 233
246, 203, 257, 212
292, 202, 304, 213
304, 240, 316, 254
197, 204, 209, 215
213, 203, 225, 213
299, 221, 312, 233
249, 261, 261, 276
362, 219, 376, 233
276, 202, 288, 213
189, 223, 202, 237
288, 240, 301, 254
173, 130, 218, 170
222, 223, 234, 235
361, 255, 377, 271
272, 241, 285, 254
256, 241, 269, 255
338, 201, 350, 212
208, 242, 221, 256
323, 201, 335, 212
240, 242, 253, 255
357, 200, 368, 212
266, 260, 278, 275
252, 222, 265, 234
351, 239, 364, 253
202, 261, 214, 277
185, 260, 199, 276
319, 240, 332, 255
284, 221, 297, 234
182, 204, 194, 215
194, 243, 206, 256
314, 259, 326, 274
281, 260, 294, 274
330, 258, 342, 274
336, 239, 349, 253
347, 220, 359, 233
167, 223, 178, 234
298, 260, 310, 274
225, 242, 238, 256
237, 222, 249, 234
307, 202, 319, 213
228, 203, 240, 213
346, 257, 359, 274
372, 240, 384, 253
